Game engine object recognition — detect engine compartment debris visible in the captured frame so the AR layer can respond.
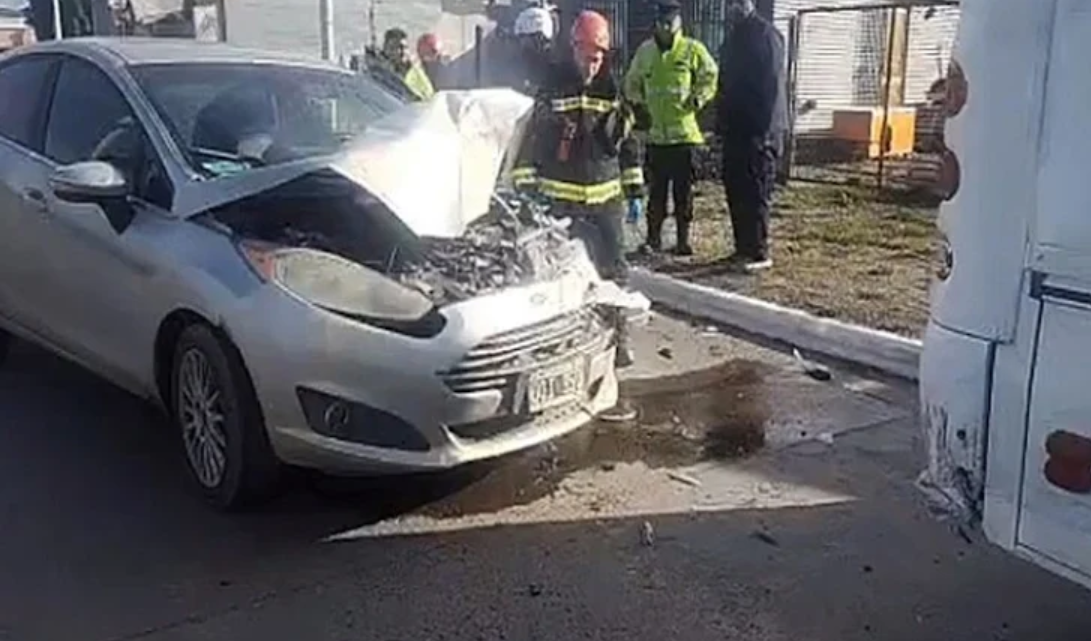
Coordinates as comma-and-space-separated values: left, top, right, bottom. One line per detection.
205, 172, 585, 305
396, 192, 579, 301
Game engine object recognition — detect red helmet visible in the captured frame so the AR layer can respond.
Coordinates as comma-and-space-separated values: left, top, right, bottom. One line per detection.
571, 10, 610, 52
417, 33, 441, 58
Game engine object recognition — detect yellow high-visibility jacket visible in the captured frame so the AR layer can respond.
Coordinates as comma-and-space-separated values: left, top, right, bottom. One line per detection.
623, 33, 718, 146
404, 63, 436, 101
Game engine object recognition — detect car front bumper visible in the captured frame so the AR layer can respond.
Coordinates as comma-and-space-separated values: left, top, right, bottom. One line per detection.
230, 268, 621, 475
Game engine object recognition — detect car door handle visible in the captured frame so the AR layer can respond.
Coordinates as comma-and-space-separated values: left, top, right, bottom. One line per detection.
21, 188, 47, 212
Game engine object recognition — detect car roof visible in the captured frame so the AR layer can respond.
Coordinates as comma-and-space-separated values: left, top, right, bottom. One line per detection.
12, 37, 345, 71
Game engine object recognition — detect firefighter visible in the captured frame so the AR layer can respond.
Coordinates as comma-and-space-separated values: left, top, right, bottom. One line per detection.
380, 28, 435, 101
509, 5, 555, 95
417, 33, 451, 90
513, 9, 645, 421
623, 0, 718, 256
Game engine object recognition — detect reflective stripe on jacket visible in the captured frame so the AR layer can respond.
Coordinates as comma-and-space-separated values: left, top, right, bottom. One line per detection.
512, 60, 645, 207
623, 34, 718, 146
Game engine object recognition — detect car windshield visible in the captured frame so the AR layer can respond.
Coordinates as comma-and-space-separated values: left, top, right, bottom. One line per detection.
130, 62, 405, 178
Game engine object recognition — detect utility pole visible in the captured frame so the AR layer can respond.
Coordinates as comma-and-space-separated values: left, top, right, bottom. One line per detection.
368, 0, 377, 49
216, 0, 227, 41
319, 0, 335, 61
51, 0, 63, 40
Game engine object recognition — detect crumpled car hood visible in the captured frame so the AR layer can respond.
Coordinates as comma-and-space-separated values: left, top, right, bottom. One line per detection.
174, 89, 534, 239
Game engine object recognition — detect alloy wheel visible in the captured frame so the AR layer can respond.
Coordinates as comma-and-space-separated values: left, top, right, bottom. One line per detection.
178, 348, 229, 489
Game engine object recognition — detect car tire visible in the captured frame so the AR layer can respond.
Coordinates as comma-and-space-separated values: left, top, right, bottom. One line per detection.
171, 323, 281, 510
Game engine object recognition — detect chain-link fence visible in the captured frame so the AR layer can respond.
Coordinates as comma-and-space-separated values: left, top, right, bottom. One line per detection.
784, 1, 959, 191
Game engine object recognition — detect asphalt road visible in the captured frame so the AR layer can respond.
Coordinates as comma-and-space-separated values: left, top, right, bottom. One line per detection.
1, 313, 1090, 641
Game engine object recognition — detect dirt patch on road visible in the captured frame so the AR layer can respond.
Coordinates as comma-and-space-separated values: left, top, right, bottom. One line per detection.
636, 181, 939, 338
408, 359, 776, 519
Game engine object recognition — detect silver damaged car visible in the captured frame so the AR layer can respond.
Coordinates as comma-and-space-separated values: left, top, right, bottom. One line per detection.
0, 38, 646, 509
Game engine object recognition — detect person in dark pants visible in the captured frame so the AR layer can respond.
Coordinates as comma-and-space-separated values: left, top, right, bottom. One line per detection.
716, 0, 786, 272
624, 0, 718, 256
512, 10, 646, 421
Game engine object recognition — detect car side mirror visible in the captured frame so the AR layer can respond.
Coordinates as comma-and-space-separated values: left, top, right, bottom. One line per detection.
49, 161, 135, 234
50, 161, 129, 203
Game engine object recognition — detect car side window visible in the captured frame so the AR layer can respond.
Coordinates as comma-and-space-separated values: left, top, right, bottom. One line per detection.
0, 56, 57, 152
45, 58, 139, 165
45, 57, 173, 209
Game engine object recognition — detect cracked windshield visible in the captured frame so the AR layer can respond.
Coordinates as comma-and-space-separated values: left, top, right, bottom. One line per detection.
3, 0, 1091, 640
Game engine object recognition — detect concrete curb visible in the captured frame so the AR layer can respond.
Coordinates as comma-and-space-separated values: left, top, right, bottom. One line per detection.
629, 268, 923, 381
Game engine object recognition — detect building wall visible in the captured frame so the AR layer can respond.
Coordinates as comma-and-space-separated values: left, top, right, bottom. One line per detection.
217, 0, 491, 61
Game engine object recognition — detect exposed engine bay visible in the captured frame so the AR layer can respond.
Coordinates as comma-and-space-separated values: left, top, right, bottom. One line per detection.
401, 193, 580, 301
204, 170, 583, 305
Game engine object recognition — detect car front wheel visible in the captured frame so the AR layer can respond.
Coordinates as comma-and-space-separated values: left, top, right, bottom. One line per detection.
171, 324, 281, 510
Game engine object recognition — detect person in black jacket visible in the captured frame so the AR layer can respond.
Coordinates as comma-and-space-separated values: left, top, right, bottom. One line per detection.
716, 0, 786, 272
512, 10, 646, 421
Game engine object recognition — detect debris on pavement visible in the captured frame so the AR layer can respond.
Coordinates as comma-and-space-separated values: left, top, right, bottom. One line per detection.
667, 471, 702, 488
657, 347, 674, 360
527, 584, 543, 597
597, 403, 639, 423
752, 530, 780, 547
817, 432, 835, 445
640, 521, 656, 547
793, 348, 833, 382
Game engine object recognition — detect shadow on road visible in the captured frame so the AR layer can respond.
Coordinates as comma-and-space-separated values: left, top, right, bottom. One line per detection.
0, 340, 793, 538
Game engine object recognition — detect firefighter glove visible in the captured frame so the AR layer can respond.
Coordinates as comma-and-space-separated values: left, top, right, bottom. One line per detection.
626, 198, 644, 224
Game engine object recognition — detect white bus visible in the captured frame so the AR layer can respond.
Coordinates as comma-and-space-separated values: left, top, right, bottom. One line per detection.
920, 0, 1091, 590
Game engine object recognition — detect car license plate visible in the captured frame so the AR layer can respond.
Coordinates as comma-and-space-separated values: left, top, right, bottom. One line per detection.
527, 360, 584, 413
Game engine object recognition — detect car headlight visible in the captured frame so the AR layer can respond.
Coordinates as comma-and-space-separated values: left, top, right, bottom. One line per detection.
240, 242, 445, 338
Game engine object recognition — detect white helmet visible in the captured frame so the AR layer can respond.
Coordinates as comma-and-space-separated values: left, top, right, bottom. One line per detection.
513, 7, 554, 39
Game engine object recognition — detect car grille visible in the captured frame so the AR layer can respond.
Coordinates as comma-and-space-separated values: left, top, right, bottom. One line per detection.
440, 307, 610, 395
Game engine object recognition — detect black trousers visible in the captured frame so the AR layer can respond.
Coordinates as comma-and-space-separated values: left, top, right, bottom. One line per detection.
645, 144, 696, 242
722, 136, 779, 260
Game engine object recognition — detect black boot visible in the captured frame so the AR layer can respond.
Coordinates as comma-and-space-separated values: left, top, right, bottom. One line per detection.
673, 219, 693, 256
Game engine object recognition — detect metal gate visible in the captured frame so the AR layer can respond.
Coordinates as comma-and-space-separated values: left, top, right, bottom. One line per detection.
784, 1, 960, 190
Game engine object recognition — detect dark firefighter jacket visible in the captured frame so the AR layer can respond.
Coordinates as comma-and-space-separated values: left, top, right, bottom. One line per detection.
716, 13, 787, 144
513, 61, 645, 208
